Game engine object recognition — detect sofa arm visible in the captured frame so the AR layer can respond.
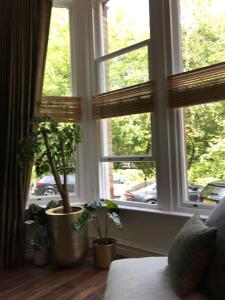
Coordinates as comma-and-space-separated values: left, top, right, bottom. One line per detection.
103, 257, 209, 300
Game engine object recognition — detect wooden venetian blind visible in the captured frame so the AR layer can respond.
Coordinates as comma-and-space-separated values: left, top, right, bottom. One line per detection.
93, 81, 154, 119
39, 96, 81, 123
168, 62, 225, 108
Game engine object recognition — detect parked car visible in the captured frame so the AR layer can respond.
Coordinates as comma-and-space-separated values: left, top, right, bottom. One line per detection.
123, 181, 157, 204
122, 181, 203, 203
32, 175, 75, 196
197, 180, 225, 204
112, 177, 134, 198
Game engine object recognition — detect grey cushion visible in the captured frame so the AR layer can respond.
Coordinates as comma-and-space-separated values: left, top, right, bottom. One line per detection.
103, 257, 210, 300
205, 199, 225, 300
168, 214, 217, 298
207, 199, 225, 256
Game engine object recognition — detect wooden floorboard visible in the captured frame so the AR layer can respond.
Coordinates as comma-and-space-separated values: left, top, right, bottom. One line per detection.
0, 258, 108, 300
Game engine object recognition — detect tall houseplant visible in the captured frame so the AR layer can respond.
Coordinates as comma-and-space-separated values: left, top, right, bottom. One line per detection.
18, 116, 81, 213
19, 116, 88, 267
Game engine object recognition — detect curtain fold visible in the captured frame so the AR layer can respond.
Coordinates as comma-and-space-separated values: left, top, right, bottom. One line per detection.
0, 0, 52, 269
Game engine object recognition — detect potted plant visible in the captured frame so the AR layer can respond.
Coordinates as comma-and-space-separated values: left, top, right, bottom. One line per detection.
19, 116, 88, 267
25, 200, 60, 266
74, 199, 123, 269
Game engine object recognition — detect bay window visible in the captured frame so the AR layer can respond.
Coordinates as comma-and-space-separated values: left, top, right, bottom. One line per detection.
30, 0, 225, 214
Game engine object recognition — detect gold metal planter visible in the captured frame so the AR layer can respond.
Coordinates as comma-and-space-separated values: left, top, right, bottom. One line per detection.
46, 206, 88, 267
93, 238, 116, 269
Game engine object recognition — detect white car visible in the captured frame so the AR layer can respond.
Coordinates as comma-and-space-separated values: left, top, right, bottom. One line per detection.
123, 181, 157, 203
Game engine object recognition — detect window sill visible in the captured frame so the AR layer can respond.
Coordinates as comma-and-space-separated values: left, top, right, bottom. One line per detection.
115, 200, 209, 220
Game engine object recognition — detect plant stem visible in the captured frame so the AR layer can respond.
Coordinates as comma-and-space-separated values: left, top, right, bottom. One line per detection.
41, 129, 72, 213
60, 140, 68, 195
104, 215, 109, 238
95, 217, 102, 239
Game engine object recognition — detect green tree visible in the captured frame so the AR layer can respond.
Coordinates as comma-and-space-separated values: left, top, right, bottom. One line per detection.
111, 114, 151, 156
43, 8, 72, 96
180, 0, 225, 183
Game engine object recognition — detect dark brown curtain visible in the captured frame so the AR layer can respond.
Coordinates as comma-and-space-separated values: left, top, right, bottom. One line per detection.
0, 0, 52, 269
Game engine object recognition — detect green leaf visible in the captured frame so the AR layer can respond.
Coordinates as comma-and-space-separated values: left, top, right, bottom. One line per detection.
103, 199, 119, 213
108, 212, 123, 230
73, 209, 91, 232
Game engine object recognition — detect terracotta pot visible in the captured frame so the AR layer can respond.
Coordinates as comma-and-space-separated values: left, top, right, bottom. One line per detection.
33, 249, 50, 266
93, 238, 116, 269
46, 206, 88, 267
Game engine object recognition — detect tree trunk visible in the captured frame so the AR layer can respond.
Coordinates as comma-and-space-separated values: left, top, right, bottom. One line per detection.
41, 129, 72, 213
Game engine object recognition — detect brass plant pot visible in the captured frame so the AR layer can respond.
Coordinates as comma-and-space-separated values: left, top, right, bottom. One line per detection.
93, 238, 116, 269
46, 206, 88, 267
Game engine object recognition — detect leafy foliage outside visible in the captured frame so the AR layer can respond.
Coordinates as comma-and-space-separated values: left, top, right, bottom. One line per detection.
180, 0, 225, 184
43, 8, 72, 96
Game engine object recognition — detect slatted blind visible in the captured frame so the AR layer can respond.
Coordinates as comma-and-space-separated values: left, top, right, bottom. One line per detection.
38, 96, 81, 123
168, 62, 225, 108
93, 81, 154, 119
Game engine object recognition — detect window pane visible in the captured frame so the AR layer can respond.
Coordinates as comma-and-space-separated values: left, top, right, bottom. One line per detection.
102, 0, 150, 54
101, 162, 156, 204
180, 0, 225, 71
101, 113, 152, 157
100, 47, 149, 92
28, 172, 76, 207
184, 101, 225, 204
43, 8, 72, 96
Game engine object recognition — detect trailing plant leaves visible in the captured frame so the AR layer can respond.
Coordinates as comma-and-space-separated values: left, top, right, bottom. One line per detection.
73, 209, 91, 232
26, 200, 61, 225
33, 226, 50, 250
26, 204, 46, 225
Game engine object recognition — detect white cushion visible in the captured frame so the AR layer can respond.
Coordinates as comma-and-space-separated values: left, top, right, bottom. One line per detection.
103, 257, 209, 300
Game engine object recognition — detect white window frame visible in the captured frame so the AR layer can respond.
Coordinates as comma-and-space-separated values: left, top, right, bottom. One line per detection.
93, 0, 156, 204
149, 0, 213, 214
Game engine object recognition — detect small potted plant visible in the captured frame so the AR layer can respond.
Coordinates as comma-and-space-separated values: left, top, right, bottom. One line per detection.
33, 227, 50, 266
25, 200, 60, 266
74, 199, 123, 269
19, 116, 88, 267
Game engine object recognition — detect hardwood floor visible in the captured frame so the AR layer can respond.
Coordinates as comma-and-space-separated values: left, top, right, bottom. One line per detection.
0, 257, 108, 300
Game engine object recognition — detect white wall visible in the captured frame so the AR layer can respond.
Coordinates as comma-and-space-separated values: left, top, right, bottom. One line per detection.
89, 209, 190, 257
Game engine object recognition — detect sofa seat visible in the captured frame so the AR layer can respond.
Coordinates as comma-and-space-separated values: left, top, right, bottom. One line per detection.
103, 257, 209, 300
